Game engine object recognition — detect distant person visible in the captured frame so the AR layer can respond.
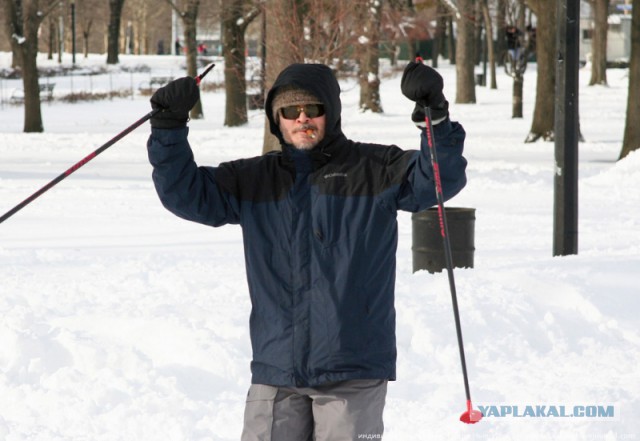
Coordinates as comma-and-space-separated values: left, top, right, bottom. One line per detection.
174, 39, 181, 55
505, 25, 524, 62
146, 61, 467, 440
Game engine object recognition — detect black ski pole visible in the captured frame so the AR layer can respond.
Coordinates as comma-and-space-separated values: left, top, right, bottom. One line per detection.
0, 63, 215, 225
422, 103, 483, 425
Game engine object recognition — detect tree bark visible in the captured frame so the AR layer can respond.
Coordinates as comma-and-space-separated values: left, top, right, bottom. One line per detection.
481, 0, 497, 89
619, 0, 640, 159
512, 74, 523, 118
455, 0, 476, 103
434, 2, 448, 65
3, 0, 25, 69
358, 0, 384, 113
506, 0, 527, 118
107, 0, 125, 64
525, 0, 556, 142
184, 4, 202, 119
223, 0, 260, 126
21, 0, 45, 133
589, 0, 609, 86
496, 0, 507, 65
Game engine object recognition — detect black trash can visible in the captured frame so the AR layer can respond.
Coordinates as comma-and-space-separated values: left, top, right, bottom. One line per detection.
411, 207, 476, 273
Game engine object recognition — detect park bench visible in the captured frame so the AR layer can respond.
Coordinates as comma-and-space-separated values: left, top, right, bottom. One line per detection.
9, 83, 56, 104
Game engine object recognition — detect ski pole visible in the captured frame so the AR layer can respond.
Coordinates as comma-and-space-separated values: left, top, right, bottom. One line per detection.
420, 87, 482, 424
0, 63, 215, 225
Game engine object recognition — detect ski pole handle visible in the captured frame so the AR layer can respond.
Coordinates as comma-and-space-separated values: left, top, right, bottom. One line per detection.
195, 63, 215, 86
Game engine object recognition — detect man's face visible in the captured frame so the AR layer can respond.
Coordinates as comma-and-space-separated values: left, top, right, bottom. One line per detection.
277, 104, 326, 150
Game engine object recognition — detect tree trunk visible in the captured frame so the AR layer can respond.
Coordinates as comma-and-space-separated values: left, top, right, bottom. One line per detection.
434, 2, 447, 65
262, 0, 304, 154
507, 0, 527, 118
223, 0, 260, 127
358, 0, 383, 113
525, 0, 556, 142
589, 0, 609, 86
481, 0, 497, 89
107, 0, 125, 64
48, 18, 55, 60
3, 0, 25, 69
163, 0, 202, 118
447, 16, 456, 64
3, 0, 61, 133
619, 0, 640, 159
21, 0, 44, 133
474, 0, 483, 65
83, 27, 91, 58
512, 74, 523, 118
182, 0, 202, 119
496, 0, 507, 66
455, 0, 476, 103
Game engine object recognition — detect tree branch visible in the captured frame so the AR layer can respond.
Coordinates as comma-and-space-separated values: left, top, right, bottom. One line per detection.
40, 0, 64, 22
163, 0, 183, 17
240, 3, 262, 32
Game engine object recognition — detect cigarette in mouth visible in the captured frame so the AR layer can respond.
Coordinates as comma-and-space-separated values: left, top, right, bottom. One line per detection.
305, 129, 316, 139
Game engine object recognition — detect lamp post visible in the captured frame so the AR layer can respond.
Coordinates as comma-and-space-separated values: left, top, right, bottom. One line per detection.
553, 0, 579, 256
71, 0, 76, 64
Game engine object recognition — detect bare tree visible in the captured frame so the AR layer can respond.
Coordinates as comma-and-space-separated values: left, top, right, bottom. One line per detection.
2, 0, 25, 69
165, 0, 203, 119
261, 0, 357, 151
46, 16, 56, 60
588, 0, 609, 86
525, 0, 556, 142
223, 0, 261, 126
455, 0, 476, 103
1, 0, 62, 133
504, 0, 528, 118
107, 0, 126, 64
434, 1, 448, 66
357, 0, 384, 113
261, 0, 304, 153
76, 0, 101, 58
496, 0, 507, 65
300, 1, 360, 66
480, 0, 497, 89
619, 0, 639, 159
382, 0, 435, 65
127, 0, 148, 55
80, 11, 94, 58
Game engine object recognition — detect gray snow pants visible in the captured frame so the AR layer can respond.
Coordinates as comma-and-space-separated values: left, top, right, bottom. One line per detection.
240, 379, 387, 441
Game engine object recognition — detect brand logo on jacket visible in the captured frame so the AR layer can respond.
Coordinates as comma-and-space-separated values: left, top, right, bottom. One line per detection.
323, 172, 348, 180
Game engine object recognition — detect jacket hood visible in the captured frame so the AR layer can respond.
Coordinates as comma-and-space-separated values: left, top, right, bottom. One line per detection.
266, 63, 343, 149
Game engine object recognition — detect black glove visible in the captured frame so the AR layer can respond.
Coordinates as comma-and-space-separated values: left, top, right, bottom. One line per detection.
410, 101, 449, 127
401, 61, 449, 124
150, 77, 200, 129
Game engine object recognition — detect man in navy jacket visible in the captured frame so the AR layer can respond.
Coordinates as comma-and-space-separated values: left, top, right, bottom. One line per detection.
147, 62, 467, 440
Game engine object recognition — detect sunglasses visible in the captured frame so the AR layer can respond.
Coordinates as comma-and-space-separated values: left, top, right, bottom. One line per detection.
279, 104, 325, 120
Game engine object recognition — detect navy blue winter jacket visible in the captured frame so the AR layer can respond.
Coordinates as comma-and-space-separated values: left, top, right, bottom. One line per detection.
147, 64, 467, 387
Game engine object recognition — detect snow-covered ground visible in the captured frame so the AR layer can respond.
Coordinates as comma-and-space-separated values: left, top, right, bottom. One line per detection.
1, 53, 638, 441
